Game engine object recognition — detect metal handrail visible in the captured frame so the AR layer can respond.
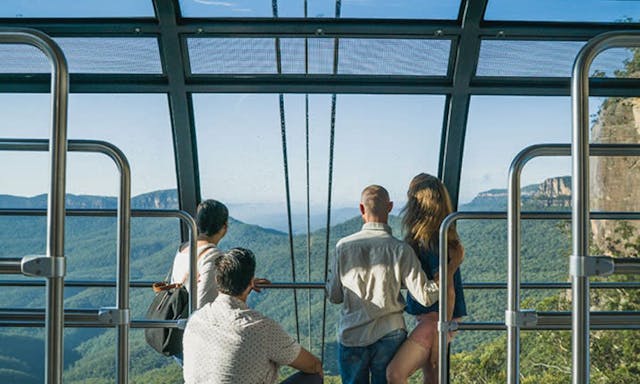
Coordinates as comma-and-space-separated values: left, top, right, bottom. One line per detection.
506, 143, 640, 384
0, 29, 69, 384
2, 279, 639, 290
437, 205, 640, 384
0, 138, 133, 384
0, 140, 199, 384
571, 31, 640, 384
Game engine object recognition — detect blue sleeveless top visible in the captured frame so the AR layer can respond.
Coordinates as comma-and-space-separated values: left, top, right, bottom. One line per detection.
405, 247, 467, 318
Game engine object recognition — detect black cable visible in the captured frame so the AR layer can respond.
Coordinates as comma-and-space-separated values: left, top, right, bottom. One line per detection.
321, 0, 341, 365
304, 0, 313, 353
273, 0, 301, 343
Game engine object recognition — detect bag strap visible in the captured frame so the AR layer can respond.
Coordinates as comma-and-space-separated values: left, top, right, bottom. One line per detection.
179, 243, 217, 286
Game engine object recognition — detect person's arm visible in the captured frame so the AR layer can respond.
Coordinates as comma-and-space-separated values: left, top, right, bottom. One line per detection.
196, 256, 218, 308
401, 246, 439, 307
265, 319, 322, 376
326, 246, 344, 304
433, 244, 464, 320
288, 347, 323, 377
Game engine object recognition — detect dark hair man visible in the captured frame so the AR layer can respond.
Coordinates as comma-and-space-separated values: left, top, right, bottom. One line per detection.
183, 248, 323, 384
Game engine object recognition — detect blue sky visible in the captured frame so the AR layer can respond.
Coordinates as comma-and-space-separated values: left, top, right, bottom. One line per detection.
0, 0, 637, 210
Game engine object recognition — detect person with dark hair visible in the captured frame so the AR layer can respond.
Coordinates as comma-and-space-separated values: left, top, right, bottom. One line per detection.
326, 185, 463, 384
183, 248, 323, 384
171, 199, 229, 308
386, 174, 466, 384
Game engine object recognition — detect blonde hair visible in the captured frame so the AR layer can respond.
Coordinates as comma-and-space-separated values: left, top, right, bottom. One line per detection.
402, 173, 459, 253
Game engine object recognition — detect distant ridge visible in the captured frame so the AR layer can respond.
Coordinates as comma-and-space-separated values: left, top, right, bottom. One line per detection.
461, 176, 571, 211
0, 189, 178, 210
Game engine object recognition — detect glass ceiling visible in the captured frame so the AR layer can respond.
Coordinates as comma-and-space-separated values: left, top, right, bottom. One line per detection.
0, 0, 154, 18
178, 0, 462, 19
485, 0, 640, 23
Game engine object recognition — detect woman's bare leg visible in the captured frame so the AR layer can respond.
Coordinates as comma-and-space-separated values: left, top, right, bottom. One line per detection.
386, 339, 429, 384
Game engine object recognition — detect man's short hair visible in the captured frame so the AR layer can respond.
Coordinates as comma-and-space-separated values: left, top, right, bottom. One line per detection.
361, 185, 390, 217
196, 199, 228, 237
214, 248, 256, 296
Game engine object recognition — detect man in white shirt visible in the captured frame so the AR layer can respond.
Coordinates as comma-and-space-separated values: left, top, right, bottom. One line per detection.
326, 185, 460, 384
183, 248, 323, 384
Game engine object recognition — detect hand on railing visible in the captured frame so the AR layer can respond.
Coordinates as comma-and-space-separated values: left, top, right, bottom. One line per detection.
251, 278, 272, 293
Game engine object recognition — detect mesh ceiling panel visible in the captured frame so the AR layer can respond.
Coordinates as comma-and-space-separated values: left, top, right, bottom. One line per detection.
0, 38, 162, 74
188, 37, 450, 76
476, 40, 634, 78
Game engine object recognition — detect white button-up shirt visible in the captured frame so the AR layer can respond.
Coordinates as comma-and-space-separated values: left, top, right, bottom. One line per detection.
326, 222, 439, 347
183, 293, 301, 384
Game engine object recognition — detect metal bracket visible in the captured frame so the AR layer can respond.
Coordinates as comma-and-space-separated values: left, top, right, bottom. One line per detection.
570, 255, 615, 277
98, 307, 130, 325
437, 320, 459, 333
21, 255, 66, 278
177, 319, 188, 330
505, 309, 538, 328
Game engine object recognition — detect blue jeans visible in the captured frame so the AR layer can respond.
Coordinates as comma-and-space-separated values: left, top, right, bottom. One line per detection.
338, 328, 407, 384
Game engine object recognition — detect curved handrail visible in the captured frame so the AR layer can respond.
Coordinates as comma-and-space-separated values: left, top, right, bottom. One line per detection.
506, 143, 640, 384
571, 31, 640, 384
0, 138, 204, 384
0, 28, 69, 384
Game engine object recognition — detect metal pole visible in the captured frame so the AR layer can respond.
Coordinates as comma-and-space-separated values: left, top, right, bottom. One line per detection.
506, 148, 522, 384
0, 28, 69, 384
104, 144, 132, 384
0, 258, 23, 274
438, 214, 452, 384
571, 31, 640, 384
506, 144, 568, 384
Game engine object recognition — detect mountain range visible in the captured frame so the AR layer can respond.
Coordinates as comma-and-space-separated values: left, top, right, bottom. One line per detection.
0, 176, 574, 383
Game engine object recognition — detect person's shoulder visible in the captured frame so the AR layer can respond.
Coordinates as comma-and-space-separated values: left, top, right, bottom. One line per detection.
336, 231, 362, 248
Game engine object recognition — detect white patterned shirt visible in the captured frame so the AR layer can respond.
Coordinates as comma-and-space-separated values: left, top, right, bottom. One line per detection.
183, 293, 301, 384
326, 222, 440, 347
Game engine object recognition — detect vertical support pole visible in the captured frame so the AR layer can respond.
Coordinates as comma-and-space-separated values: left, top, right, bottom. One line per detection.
568, 32, 640, 384
113, 148, 131, 384
571, 38, 593, 384
506, 155, 523, 384
45, 38, 68, 384
0, 30, 74, 384
438, 217, 451, 384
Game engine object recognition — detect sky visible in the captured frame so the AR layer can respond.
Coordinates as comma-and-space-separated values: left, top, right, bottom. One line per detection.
0, 0, 638, 210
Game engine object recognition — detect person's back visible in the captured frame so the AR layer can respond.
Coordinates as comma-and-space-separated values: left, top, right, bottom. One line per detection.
183, 248, 323, 384
326, 185, 440, 384
332, 222, 420, 346
184, 294, 300, 384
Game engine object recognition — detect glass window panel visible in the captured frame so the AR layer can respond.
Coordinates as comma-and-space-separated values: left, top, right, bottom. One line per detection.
179, 0, 460, 19
0, 329, 44, 383
0, 94, 176, 199
0, 0, 154, 18
0, 38, 162, 74
194, 94, 443, 284
476, 40, 634, 78
460, 96, 578, 206
195, 94, 443, 228
188, 37, 450, 76
460, 95, 627, 209
485, 0, 640, 23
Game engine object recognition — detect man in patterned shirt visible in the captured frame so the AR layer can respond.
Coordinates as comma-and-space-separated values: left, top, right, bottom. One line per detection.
183, 247, 323, 384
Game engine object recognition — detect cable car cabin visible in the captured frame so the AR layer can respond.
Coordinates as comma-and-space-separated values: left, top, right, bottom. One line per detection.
1, 1, 640, 383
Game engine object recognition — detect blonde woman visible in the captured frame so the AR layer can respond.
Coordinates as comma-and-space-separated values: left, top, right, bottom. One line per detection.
386, 173, 466, 384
